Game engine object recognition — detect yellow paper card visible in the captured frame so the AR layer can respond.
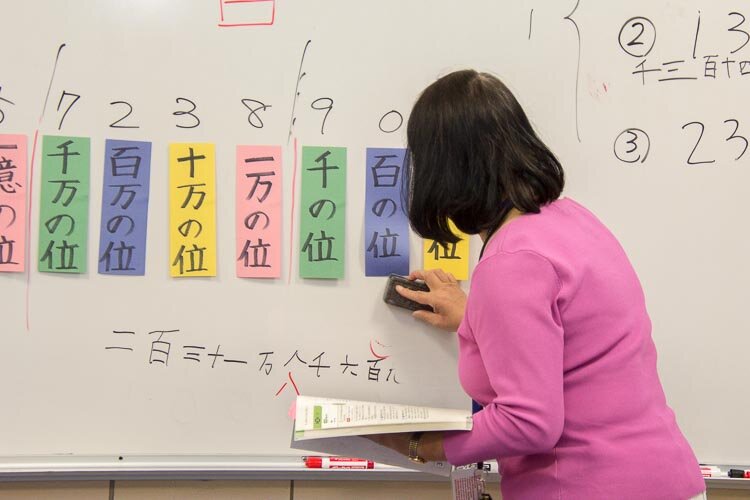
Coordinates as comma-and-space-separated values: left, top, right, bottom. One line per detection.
169, 143, 217, 277
423, 220, 469, 281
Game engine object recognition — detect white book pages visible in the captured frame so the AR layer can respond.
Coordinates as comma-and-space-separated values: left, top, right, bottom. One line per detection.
294, 395, 472, 436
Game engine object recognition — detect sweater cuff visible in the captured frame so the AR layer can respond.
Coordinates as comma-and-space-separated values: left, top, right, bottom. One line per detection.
442, 430, 474, 466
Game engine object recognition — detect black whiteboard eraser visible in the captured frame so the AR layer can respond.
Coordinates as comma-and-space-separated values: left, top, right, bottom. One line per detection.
382, 274, 433, 312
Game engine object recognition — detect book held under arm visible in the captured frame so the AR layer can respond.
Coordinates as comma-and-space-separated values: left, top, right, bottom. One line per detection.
291, 395, 473, 477
293, 395, 473, 440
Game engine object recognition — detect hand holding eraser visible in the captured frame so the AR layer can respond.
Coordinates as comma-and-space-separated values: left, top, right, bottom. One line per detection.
382, 274, 433, 311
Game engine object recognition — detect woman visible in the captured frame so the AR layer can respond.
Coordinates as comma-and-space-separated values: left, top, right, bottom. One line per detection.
372, 70, 705, 499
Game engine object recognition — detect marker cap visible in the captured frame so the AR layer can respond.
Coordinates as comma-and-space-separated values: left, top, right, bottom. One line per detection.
728, 469, 749, 478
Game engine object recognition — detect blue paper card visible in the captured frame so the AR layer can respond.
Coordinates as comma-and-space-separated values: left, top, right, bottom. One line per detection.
98, 139, 152, 275
364, 148, 409, 276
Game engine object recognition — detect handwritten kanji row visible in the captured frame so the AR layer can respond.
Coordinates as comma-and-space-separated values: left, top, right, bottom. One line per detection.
106, 329, 401, 396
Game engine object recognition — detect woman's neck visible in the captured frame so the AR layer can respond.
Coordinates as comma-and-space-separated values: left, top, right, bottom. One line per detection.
479, 207, 523, 242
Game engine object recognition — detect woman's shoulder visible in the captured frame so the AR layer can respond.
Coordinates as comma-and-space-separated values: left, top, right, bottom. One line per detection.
480, 197, 618, 274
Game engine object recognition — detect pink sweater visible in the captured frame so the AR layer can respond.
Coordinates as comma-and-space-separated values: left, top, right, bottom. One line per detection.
443, 198, 704, 499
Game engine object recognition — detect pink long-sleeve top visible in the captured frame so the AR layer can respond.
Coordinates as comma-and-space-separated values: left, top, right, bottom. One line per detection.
442, 198, 705, 499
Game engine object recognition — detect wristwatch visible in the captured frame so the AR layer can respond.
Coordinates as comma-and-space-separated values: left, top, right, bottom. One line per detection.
408, 432, 426, 463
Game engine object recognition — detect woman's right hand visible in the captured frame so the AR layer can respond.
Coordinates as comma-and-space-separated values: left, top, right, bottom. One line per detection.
396, 269, 467, 332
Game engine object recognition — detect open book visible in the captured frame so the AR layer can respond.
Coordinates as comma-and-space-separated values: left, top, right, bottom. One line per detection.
291, 395, 473, 477
293, 395, 473, 440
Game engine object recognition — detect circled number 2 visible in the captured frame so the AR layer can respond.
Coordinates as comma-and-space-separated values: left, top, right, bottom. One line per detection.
618, 17, 656, 58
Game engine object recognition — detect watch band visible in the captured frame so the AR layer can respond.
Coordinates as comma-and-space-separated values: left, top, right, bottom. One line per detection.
408, 432, 426, 463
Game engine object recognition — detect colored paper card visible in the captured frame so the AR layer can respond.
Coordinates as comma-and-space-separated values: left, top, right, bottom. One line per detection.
364, 148, 409, 277
299, 146, 346, 279
218, 0, 275, 27
169, 143, 217, 277
236, 145, 282, 278
0, 135, 27, 272
98, 139, 152, 275
423, 220, 469, 281
38, 135, 90, 274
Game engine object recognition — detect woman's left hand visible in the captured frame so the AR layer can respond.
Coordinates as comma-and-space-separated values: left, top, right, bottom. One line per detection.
366, 433, 411, 456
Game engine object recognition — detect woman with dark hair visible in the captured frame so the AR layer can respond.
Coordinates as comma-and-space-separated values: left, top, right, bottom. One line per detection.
371, 70, 705, 499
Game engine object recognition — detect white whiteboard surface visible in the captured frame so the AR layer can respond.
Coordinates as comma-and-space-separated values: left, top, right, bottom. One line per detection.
1, 0, 748, 468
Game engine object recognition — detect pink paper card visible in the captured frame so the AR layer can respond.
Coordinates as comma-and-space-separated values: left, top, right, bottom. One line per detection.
0, 134, 27, 272
236, 145, 282, 278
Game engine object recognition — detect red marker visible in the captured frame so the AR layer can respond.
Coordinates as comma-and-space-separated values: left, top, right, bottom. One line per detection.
303, 456, 374, 469
700, 465, 726, 478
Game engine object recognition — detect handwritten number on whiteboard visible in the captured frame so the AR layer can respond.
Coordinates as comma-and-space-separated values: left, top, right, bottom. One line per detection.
241, 99, 271, 129
613, 128, 650, 164
724, 119, 748, 161
378, 110, 404, 134
627, 22, 646, 48
728, 12, 750, 54
311, 97, 333, 135
56, 91, 81, 130
109, 101, 139, 129
0, 90, 14, 125
618, 17, 656, 58
173, 97, 200, 129
681, 121, 715, 165
625, 131, 639, 154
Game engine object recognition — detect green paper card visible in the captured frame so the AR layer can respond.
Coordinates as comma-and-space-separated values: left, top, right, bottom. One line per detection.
38, 136, 90, 273
299, 146, 346, 279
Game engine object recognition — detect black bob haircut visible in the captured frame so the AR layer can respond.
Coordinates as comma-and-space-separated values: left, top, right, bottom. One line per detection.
404, 69, 565, 245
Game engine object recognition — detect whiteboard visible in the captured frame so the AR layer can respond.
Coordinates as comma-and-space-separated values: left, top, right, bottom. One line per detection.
1, 0, 748, 468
